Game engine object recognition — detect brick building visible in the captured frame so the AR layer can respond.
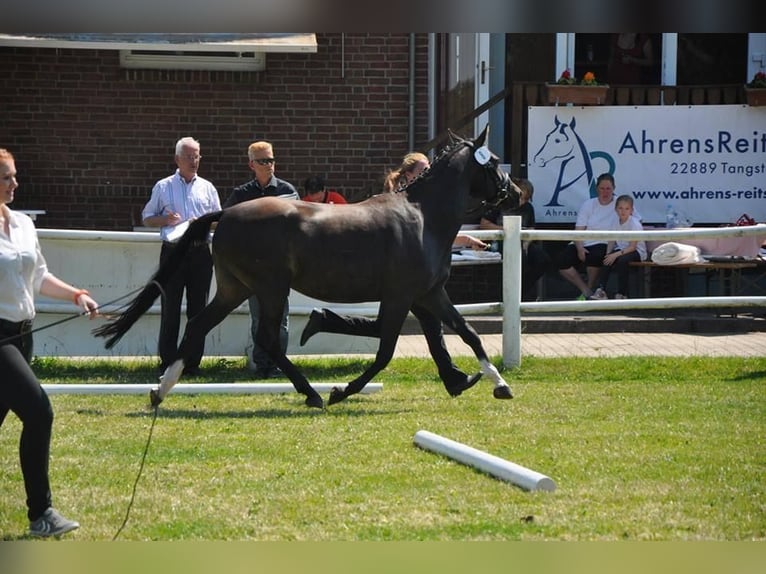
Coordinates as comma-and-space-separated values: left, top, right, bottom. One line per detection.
0, 33, 431, 229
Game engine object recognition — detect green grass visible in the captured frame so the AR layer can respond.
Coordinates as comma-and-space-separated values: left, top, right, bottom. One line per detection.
1, 355, 764, 541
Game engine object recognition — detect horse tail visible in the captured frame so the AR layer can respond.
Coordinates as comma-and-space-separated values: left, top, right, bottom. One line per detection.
92, 210, 224, 349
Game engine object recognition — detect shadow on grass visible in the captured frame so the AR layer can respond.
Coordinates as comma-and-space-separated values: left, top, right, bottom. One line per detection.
729, 369, 766, 381
123, 404, 411, 420
32, 357, 378, 383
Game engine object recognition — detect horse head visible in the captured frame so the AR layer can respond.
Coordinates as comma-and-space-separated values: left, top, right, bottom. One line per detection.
404, 125, 517, 220
467, 124, 517, 210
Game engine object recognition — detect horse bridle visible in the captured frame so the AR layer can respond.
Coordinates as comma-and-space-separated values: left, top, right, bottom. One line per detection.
472, 144, 514, 208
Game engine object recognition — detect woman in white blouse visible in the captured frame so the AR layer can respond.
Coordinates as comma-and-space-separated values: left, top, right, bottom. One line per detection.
0, 148, 99, 537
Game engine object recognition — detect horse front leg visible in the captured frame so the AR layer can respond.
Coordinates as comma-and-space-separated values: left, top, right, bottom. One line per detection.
410, 303, 482, 397
426, 290, 513, 400
255, 294, 324, 409
327, 301, 411, 406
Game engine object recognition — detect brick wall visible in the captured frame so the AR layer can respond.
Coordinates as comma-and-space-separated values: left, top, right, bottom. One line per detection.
0, 33, 430, 230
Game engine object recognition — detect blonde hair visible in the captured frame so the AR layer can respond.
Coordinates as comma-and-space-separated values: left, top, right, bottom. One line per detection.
383, 152, 429, 193
511, 177, 534, 203
0, 148, 15, 162
248, 141, 273, 161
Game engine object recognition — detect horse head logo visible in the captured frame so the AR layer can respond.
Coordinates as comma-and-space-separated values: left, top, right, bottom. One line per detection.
532, 115, 614, 207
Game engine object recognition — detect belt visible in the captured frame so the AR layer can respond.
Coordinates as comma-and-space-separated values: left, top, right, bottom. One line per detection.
0, 318, 33, 334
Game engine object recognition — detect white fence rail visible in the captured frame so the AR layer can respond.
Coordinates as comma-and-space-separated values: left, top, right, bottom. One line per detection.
32, 224, 766, 360
491, 219, 766, 367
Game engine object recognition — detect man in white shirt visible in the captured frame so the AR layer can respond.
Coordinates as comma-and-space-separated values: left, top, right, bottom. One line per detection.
141, 137, 221, 375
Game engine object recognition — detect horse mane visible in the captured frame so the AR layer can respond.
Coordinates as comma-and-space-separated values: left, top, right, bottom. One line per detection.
401, 138, 469, 192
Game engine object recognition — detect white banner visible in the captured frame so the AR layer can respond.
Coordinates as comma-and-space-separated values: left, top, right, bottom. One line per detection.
527, 105, 766, 225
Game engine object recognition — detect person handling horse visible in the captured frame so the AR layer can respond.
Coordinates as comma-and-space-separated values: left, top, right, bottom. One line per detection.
383, 152, 487, 251
0, 148, 100, 537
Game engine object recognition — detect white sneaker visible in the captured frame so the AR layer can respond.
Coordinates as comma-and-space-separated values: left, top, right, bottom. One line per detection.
589, 287, 608, 300
614, 293, 628, 299
29, 507, 79, 537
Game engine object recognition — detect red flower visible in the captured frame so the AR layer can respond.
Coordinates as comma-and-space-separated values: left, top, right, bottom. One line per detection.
748, 71, 766, 88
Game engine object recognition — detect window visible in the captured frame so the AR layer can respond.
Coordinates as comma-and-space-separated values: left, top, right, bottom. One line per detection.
119, 50, 266, 71
676, 34, 747, 85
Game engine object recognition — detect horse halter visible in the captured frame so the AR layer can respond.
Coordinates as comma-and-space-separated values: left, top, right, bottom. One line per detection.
471, 144, 514, 208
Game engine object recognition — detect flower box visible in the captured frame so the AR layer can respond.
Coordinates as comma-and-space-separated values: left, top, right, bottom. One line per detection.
546, 84, 609, 105
744, 87, 766, 106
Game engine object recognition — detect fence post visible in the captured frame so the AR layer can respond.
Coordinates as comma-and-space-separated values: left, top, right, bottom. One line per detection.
502, 215, 522, 368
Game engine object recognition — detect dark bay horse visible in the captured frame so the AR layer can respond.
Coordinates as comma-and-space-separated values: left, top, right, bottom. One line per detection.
94, 125, 518, 408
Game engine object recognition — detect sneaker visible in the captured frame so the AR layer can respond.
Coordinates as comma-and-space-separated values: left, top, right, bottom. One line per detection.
589, 287, 608, 300
29, 507, 80, 538
614, 293, 628, 299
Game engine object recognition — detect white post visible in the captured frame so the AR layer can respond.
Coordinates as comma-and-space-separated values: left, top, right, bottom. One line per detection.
502, 215, 522, 368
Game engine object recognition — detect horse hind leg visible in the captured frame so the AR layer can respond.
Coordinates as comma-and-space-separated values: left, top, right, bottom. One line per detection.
150, 291, 246, 407
327, 302, 410, 406
150, 360, 185, 406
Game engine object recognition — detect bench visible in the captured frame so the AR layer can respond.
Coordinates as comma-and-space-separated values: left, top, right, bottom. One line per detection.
628, 260, 759, 298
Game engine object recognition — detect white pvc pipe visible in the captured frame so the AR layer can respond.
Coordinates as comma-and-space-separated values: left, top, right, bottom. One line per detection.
43, 382, 382, 396
413, 430, 556, 492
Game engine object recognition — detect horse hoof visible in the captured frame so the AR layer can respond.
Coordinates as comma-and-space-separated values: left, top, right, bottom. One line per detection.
446, 372, 483, 397
304, 395, 324, 409
493, 386, 513, 400
327, 387, 347, 406
149, 388, 163, 407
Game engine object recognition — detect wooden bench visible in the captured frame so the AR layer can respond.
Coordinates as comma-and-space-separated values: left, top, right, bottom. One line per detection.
629, 260, 759, 298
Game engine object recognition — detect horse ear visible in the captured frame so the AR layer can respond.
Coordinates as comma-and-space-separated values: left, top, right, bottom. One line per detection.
475, 123, 490, 147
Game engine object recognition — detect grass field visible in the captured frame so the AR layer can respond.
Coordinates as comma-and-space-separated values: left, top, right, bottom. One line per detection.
1, 355, 764, 542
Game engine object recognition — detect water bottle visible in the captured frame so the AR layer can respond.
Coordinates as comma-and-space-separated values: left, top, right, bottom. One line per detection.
665, 204, 678, 229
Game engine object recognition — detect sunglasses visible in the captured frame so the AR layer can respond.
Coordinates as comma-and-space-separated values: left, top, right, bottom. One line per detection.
252, 158, 276, 166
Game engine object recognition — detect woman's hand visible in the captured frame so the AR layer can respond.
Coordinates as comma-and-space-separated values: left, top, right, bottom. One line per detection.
75, 292, 100, 319
603, 251, 620, 266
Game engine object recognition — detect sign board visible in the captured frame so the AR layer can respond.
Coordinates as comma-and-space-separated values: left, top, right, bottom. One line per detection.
527, 105, 766, 225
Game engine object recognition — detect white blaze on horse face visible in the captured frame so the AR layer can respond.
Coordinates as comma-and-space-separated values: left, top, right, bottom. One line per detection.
157, 360, 185, 400
479, 358, 510, 390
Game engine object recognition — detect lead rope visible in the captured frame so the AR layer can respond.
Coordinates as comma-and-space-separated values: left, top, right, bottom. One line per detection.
0, 285, 147, 347
112, 403, 158, 540
111, 279, 166, 540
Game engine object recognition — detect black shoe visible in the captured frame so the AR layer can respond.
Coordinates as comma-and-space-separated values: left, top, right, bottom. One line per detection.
182, 366, 202, 376
253, 366, 283, 379
300, 308, 323, 346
